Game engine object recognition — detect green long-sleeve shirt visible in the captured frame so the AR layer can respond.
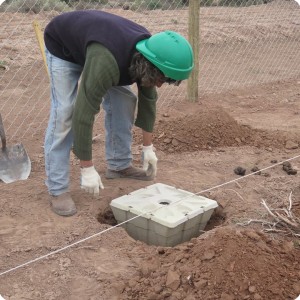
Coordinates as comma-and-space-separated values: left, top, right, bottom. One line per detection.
72, 43, 158, 161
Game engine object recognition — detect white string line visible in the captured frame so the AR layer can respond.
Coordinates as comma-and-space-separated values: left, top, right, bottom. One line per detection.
1, 153, 299, 277
194, 153, 300, 195
0, 216, 141, 277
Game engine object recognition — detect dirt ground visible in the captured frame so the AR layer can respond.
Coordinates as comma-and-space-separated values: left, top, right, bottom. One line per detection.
1, 3, 300, 300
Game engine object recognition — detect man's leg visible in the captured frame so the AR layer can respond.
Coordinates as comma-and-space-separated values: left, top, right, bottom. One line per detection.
44, 48, 82, 216
102, 86, 154, 181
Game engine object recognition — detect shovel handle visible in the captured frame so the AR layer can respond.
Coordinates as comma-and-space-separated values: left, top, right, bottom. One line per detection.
0, 113, 7, 150
33, 20, 49, 77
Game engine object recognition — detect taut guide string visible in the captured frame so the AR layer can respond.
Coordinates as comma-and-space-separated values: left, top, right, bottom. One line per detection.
1, 154, 300, 277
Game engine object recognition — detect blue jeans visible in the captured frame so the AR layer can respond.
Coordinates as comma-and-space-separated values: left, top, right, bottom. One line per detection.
44, 48, 136, 196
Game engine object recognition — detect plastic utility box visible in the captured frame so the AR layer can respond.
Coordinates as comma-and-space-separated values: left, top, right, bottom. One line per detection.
110, 183, 218, 247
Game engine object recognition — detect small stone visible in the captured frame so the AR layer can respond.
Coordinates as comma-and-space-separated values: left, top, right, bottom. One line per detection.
282, 161, 291, 168
195, 279, 208, 289
172, 139, 179, 146
154, 285, 164, 294
157, 247, 165, 255
234, 166, 246, 176
166, 269, 181, 291
287, 168, 297, 175
203, 250, 216, 260
251, 166, 261, 175
285, 140, 299, 150
282, 162, 297, 175
245, 230, 261, 241
249, 286, 256, 293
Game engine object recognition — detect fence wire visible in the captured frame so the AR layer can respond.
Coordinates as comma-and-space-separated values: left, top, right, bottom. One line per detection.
0, 0, 299, 152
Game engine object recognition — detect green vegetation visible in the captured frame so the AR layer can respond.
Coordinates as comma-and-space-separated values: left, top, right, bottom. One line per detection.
1, 0, 70, 13
218, 0, 271, 7
0, 0, 273, 13
129, 0, 187, 11
0, 60, 8, 71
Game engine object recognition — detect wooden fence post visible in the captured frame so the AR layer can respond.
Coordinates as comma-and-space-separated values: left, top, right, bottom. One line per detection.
187, 0, 200, 102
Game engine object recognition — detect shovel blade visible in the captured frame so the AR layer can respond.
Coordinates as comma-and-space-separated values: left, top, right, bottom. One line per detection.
0, 143, 31, 183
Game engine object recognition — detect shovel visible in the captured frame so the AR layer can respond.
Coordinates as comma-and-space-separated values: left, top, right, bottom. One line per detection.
0, 113, 31, 183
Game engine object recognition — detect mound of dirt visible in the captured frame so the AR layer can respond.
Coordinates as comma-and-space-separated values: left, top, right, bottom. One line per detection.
121, 227, 300, 300
152, 106, 296, 153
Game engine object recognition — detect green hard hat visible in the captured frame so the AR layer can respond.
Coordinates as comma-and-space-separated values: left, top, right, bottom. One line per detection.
136, 30, 194, 81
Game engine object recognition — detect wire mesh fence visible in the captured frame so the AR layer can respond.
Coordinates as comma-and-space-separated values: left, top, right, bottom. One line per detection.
0, 0, 299, 152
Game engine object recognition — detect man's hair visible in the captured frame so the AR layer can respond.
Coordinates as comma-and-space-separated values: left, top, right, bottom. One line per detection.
129, 52, 163, 86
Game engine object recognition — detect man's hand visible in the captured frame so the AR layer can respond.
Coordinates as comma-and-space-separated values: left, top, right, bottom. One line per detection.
80, 166, 104, 195
142, 144, 158, 176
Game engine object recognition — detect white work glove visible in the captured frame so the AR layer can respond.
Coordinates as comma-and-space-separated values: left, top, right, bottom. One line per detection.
80, 166, 104, 195
142, 144, 158, 176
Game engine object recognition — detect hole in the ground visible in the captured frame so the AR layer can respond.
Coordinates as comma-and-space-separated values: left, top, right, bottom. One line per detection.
97, 204, 226, 245
97, 206, 117, 226
205, 206, 226, 231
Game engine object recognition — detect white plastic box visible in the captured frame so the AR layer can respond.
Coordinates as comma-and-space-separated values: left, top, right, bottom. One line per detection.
110, 183, 218, 247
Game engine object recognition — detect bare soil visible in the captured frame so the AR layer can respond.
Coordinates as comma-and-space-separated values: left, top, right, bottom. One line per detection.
1, 4, 300, 300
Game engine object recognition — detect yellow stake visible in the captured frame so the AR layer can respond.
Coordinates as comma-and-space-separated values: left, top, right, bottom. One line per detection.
33, 20, 49, 76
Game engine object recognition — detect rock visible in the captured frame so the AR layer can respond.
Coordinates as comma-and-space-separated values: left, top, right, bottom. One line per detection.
203, 250, 216, 260
251, 166, 261, 175
282, 161, 292, 168
195, 279, 208, 289
244, 230, 261, 241
166, 269, 181, 291
285, 140, 299, 149
234, 166, 246, 176
141, 264, 151, 276
157, 247, 165, 255
282, 161, 297, 175
172, 138, 179, 146
226, 261, 235, 272
154, 285, 164, 294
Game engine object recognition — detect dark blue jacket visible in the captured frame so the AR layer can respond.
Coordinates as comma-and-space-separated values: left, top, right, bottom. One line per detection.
44, 10, 151, 85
